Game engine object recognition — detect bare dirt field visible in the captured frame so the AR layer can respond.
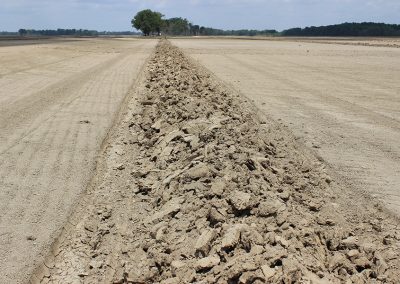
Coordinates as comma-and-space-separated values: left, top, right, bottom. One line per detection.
171, 38, 400, 216
2, 37, 400, 284
32, 40, 400, 284
185, 36, 400, 48
0, 37, 71, 47
281, 37, 400, 48
0, 38, 156, 283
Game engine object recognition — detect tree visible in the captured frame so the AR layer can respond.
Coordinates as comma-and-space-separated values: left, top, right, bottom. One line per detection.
162, 17, 190, 36
191, 25, 200, 36
132, 9, 163, 36
18, 29, 27, 36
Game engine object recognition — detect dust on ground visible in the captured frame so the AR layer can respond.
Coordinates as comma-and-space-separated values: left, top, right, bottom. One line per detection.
34, 40, 400, 283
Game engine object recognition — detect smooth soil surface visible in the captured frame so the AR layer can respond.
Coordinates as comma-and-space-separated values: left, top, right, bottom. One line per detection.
0, 37, 77, 47
0, 38, 156, 283
172, 38, 400, 216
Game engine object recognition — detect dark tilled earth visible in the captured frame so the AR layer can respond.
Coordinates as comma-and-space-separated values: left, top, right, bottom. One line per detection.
34, 40, 400, 284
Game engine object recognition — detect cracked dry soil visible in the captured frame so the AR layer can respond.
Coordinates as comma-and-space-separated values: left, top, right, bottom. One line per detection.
34, 40, 400, 283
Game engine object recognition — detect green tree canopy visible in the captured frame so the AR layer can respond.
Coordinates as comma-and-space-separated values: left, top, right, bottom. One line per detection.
130, 9, 278, 37
18, 29, 27, 36
162, 17, 190, 36
132, 9, 163, 36
282, 22, 400, 37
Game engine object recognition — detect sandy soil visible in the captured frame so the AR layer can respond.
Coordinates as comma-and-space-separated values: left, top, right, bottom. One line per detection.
33, 41, 400, 284
282, 37, 400, 48
0, 37, 79, 47
171, 38, 400, 216
177, 37, 400, 48
0, 38, 156, 283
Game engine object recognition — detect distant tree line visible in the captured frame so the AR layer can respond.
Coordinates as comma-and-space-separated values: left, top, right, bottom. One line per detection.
18, 29, 99, 36
132, 10, 278, 36
99, 31, 141, 36
16, 29, 141, 37
13, 20, 400, 38
282, 22, 400, 37
0, 31, 18, 36
195, 28, 278, 36
131, 10, 400, 37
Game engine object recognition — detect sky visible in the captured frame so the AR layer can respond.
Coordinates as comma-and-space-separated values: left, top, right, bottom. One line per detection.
1, 0, 400, 32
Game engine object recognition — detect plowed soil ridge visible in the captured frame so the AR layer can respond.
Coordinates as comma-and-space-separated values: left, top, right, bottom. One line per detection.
36, 40, 400, 283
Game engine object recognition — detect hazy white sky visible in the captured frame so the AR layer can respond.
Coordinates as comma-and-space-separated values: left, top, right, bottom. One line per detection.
1, 0, 399, 31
